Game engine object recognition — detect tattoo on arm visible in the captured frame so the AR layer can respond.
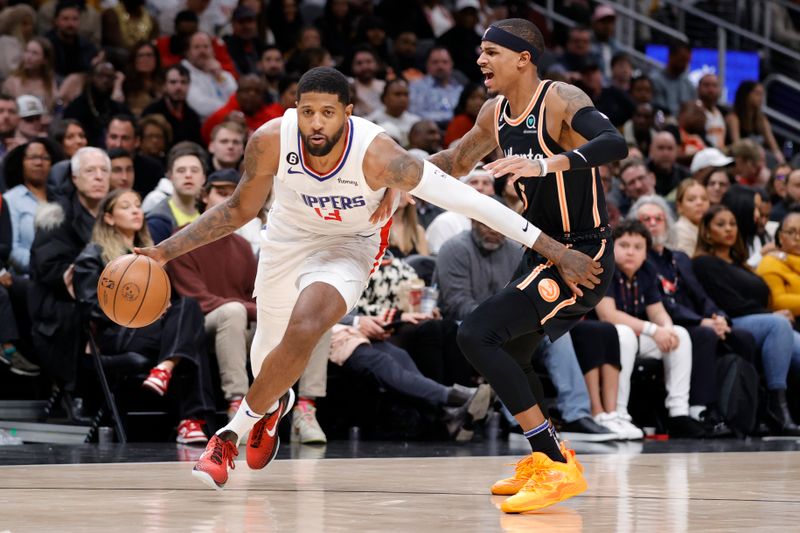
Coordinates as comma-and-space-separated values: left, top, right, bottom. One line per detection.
555, 82, 594, 119
383, 153, 424, 190
428, 149, 455, 175
160, 202, 241, 261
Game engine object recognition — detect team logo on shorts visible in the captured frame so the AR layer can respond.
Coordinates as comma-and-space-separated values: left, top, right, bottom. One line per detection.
286, 152, 299, 165
538, 278, 560, 303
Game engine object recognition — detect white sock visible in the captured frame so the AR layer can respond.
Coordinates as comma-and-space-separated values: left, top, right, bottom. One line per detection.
689, 405, 706, 421
217, 397, 264, 444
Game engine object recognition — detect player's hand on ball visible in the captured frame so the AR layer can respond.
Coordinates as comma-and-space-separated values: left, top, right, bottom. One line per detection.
555, 248, 602, 298
134, 246, 168, 267
485, 155, 546, 181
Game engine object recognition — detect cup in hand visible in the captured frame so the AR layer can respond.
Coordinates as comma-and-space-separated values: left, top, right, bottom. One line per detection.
419, 287, 438, 315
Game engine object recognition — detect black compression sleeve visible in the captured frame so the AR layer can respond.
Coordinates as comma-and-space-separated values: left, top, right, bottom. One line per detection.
563, 107, 629, 170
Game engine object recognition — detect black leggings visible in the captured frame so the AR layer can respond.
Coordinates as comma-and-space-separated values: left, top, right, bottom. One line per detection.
457, 287, 546, 415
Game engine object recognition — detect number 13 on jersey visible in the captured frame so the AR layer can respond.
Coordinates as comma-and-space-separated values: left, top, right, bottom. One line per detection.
314, 208, 342, 222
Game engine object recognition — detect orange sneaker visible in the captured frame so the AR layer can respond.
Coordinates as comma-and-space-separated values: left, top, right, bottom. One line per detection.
500, 444, 587, 514
491, 443, 583, 496
247, 388, 295, 470
191, 433, 239, 490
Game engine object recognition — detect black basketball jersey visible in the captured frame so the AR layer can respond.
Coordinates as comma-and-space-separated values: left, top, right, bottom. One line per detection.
494, 79, 609, 241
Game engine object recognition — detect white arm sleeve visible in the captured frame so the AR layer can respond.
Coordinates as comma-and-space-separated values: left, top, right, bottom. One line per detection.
410, 160, 542, 249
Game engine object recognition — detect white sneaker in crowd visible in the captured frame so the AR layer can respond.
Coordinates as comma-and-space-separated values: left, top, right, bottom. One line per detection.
291, 405, 327, 444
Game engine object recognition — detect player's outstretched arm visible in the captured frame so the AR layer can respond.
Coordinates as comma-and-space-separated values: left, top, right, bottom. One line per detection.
364, 134, 602, 295
485, 83, 627, 180
427, 97, 500, 177
137, 120, 280, 265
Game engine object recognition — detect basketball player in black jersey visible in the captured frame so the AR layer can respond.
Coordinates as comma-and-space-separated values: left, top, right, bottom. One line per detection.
428, 19, 627, 513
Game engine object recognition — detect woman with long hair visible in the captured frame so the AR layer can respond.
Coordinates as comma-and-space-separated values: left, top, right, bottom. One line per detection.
0, 4, 36, 80
698, 167, 732, 206
4, 139, 62, 275
693, 204, 800, 435
2, 37, 58, 113
722, 184, 775, 267
670, 178, 710, 257
726, 80, 784, 164
444, 83, 487, 148
122, 41, 164, 116
50, 119, 88, 159
73, 189, 216, 444
389, 193, 429, 258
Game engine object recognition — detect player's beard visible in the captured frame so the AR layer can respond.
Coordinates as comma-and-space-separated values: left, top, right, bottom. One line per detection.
301, 122, 346, 157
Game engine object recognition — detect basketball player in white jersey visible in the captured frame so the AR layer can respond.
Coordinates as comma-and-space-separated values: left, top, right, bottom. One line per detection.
137, 67, 602, 490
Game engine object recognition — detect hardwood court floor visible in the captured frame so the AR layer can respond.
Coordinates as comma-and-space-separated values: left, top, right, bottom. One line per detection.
1, 451, 799, 532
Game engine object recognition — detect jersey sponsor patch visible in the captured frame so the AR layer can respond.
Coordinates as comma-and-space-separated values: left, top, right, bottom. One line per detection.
538, 278, 560, 303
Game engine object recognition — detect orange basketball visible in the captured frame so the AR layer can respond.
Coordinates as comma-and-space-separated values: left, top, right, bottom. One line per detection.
97, 254, 171, 328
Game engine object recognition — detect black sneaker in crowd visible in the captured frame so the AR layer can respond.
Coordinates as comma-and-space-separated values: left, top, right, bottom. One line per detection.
698, 408, 733, 438
667, 415, 706, 438
557, 416, 617, 442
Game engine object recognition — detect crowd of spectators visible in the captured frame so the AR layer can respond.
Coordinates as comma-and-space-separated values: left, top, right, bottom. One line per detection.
1, 0, 799, 445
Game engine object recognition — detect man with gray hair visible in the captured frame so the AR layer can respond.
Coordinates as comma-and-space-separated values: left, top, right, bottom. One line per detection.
28, 146, 111, 416
628, 194, 755, 436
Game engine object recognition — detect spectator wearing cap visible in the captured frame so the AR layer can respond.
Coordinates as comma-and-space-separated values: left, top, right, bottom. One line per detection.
590, 5, 623, 79
167, 167, 257, 420
15, 95, 47, 142
182, 32, 238, 120
409, 46, 463, 127
201, 75, 282, 146
142, 64, 205, 148
689, 147, 734, 185
224, 6, 264, 76
771, 169, 800, 222
650, 41, 696, 117
577, 61, 635, 128
437, 0, 482, 83
696, 73, 728, 149
145, 141, 206, 244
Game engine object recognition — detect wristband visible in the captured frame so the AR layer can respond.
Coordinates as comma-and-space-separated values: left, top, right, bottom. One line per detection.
641, 321, 657, 337
537, 158, 548, 176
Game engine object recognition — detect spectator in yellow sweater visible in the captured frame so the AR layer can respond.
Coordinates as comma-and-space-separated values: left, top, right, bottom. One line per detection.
758, 210, 800, 317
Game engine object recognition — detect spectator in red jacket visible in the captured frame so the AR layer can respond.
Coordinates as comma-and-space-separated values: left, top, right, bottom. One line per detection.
201, 74, 282, 145
167, 168, 258, 419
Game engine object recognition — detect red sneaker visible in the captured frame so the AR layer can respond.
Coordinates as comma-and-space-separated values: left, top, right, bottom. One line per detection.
247, 389, 295, 470
192, 434, 239, 490
142, 366, 172, 396
176, 419, 208, 445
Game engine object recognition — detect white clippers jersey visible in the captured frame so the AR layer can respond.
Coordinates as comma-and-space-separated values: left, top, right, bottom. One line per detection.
267, 108, 391, 239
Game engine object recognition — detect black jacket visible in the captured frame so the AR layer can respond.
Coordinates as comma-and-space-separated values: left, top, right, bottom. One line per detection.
649, 247, 725, 326
142, 98, 204, 147
28, 192, 96, 384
